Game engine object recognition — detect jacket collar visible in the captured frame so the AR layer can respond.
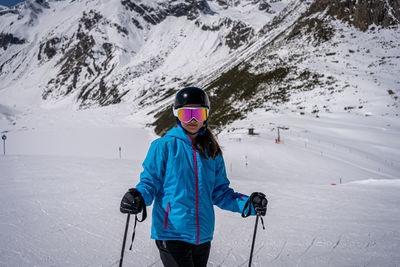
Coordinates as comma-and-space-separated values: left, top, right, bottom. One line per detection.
165, 125, 193, 145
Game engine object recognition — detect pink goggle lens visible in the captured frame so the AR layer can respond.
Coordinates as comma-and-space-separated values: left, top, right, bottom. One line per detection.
175, 108, 209, 122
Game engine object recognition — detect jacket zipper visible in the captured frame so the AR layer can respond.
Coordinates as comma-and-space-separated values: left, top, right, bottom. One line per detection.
189, 137, 200, 245
164, 202, 170, 229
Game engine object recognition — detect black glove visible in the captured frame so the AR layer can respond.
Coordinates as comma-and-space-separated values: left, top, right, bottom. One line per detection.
120, 188, 145, 214
250, 192, 268, 216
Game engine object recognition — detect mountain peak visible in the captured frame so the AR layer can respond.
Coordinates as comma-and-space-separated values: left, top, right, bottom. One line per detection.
307, 0, 400, 31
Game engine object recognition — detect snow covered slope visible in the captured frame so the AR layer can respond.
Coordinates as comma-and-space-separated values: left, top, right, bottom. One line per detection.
0, 107, 399, 266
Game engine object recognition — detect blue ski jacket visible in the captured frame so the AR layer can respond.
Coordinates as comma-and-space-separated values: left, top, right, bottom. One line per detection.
136, 125, 251, 245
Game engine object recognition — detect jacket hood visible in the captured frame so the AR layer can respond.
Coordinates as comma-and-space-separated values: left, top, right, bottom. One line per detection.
165, 125, 192, 144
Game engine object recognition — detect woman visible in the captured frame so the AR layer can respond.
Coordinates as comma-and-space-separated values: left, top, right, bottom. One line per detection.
120, 87, 267, 267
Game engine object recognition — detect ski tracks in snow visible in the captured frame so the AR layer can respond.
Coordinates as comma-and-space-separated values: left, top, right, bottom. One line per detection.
365, 233, 376, 249
237, 243, 265, 266
273, 240, 287, 261
301, 237, 316, 257
103, 259, 119, 267
332, 236, 341, 250
36, 199, 105, 239
146, 259, 162, 267
216, 248, 232, 266
36, 200, 50, 216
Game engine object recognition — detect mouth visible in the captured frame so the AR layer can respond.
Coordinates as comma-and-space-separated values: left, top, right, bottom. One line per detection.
186, 122, 199, 126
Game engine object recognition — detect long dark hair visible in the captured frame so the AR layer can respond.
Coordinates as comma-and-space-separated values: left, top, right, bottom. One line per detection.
194, 128, 222, 159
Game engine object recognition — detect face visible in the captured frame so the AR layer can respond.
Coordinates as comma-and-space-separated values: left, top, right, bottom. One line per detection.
181, 119, 204, 135
179, 104, 205, 135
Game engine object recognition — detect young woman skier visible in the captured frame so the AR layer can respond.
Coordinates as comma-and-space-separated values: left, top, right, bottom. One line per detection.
120, 87, 268, 267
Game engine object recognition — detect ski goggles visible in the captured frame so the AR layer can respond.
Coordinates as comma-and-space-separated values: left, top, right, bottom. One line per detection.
173, 107, 209, 123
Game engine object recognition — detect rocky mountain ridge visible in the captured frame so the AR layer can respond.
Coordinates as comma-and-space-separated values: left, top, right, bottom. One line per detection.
151, 0, 400, 134
1, 0, 283, 108
0, 0, 399, 135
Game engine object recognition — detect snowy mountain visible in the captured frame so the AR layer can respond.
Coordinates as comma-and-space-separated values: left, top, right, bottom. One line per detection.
0, 0, 287, 113
0, 0, 399, 134
151, 0, 400, 133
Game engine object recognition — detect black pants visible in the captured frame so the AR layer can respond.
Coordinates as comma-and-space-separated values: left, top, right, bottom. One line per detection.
155, 240, 211, 267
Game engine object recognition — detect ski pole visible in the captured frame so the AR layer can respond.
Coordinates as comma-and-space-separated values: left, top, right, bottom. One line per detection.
119, 213, 131, 267
248, 214, 260, 267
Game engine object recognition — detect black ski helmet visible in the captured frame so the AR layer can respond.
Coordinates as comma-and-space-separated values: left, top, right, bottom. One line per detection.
174, 87, 210, 109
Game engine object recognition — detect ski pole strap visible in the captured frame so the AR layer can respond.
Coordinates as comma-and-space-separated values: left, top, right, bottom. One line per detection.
260, 216, 265, 230
129, 205, 147, 250
241, 197, 252, 218
129, 216, 138, 250
137, 202, 147, 222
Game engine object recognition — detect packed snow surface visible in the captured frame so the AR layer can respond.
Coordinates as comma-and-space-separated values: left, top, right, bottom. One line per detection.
1, 104, 399, 266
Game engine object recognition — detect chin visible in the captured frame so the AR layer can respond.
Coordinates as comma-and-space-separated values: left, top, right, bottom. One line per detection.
185, 127, 200, 134
189, 129, 200, 134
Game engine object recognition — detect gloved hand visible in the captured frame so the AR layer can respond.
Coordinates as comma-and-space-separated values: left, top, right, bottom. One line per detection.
120, 188, 145, 214
250, 192, 268, 216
